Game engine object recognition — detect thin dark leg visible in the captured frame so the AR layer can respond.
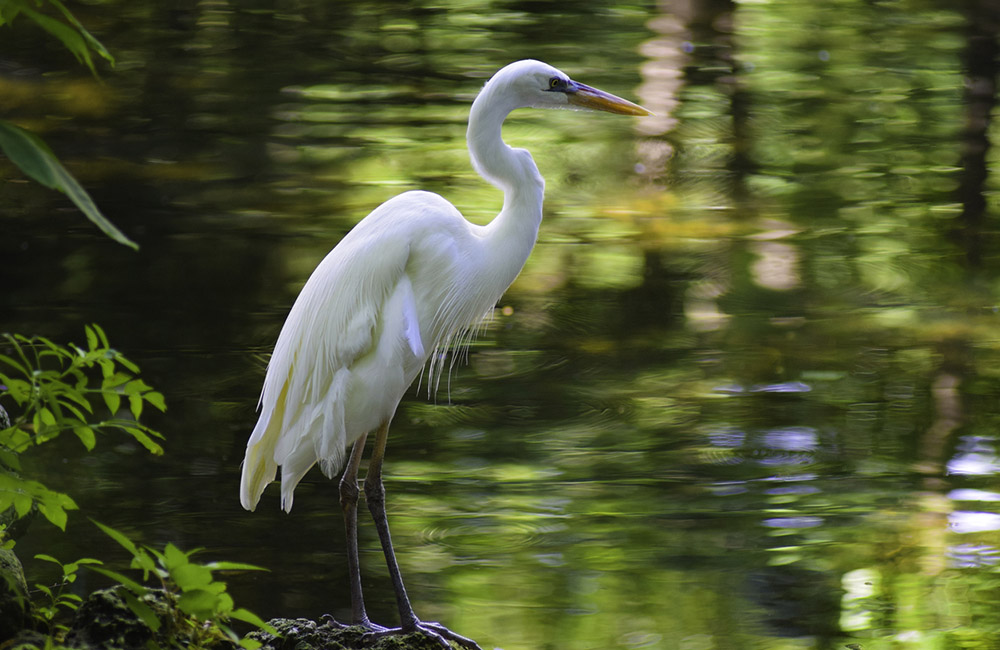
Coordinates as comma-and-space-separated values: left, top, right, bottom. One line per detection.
363, 421, 418, 628
363, 421, 482, 650
339, 432, 380, 628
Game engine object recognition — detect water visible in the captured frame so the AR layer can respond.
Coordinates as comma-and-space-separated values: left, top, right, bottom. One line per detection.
4, 1, 1000, 649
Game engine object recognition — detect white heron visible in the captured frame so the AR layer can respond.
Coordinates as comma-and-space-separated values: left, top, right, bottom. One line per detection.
240, 59, 650, 649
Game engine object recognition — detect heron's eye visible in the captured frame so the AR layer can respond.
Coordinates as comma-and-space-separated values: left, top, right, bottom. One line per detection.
548, 77, 562, 90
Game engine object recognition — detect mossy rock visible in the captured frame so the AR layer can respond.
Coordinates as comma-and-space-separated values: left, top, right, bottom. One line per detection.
249, 617, 463, 650
0, 547, 30, 642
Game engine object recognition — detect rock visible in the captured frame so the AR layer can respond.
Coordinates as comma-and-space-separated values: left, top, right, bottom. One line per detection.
249, 617, 460, 650
0, 547, 30, 642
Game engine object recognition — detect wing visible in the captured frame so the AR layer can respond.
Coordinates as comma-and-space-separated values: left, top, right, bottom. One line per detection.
239, 191, 465, 512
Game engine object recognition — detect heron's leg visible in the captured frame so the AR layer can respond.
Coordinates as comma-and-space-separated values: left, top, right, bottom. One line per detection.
363, 420, 419, 629
363, 421, 482, 650
340, 432, 378, 628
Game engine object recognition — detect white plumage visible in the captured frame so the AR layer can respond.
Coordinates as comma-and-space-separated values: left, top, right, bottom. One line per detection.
240, 189, 519, 511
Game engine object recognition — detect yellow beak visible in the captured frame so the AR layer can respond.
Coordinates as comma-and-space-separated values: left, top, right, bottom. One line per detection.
566, 82, 652, 116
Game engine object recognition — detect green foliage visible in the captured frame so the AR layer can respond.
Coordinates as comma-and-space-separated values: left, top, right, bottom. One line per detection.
0, 121, 139, 250
0, 324, 166, 531
31, 553, 102, 635
18, 530, 274, 650
91, 521, 274, 649
0, 327, 270, 648
0, 0, 115, 76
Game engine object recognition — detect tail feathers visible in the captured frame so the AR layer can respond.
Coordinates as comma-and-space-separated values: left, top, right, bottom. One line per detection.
239, 444, 276, 511
242, 368, 352, 513
239, 382, 288, 511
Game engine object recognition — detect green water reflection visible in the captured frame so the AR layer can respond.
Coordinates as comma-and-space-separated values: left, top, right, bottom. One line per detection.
4, 0, 1000, 649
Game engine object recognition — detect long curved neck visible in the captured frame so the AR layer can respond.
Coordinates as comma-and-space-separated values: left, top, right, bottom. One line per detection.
466, 80, 545, 274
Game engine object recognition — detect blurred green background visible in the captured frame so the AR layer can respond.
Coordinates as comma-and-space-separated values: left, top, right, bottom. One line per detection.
4, 0, 1000, 648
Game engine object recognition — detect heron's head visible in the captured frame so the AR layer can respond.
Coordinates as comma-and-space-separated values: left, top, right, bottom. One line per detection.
486, 59, 651, 116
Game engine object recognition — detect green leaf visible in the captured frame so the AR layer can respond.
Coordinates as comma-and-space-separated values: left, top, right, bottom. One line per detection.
103, 391, 120, 415
34, 554, 62, 566
1, 428, 32, 454
39, 407, 56, 427
36, 490, 77, 530
57, 398, 90, 422
124, 379, 152, 395
128, 394, 143, 419
13, 494, 32, 518
121, 426, 164, 455
36, 502, 68, 530
171, 563, 214, 591
46, 0, 115, 67
92, 324, 110, 349
85, 325, 98, 352
145, 391, 167, 412
177, 588, 221, 619
120, 589, 161, 632
0, 120, 138, 250
130, 550, 158, 579
163, 543, 189, 571
1, 378, 30, 403
104, 372, 131, 390
239, 637, 264, 650
116, 355, 140, 374
0, 449, 22, 471
231, 608, 277, 633
88, 566, 149, 597
217, 591, 234, 613
207, 561, 268, 572
97, 357, 114, 380
91, 520, 140, 556
73, 426, 96, 450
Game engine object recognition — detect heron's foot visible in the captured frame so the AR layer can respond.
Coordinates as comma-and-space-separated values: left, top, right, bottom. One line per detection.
363, 619, 482, 650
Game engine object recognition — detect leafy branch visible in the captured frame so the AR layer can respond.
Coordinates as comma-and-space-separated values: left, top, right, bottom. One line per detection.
31, 553, 102, 636
0, 324, 166, 531
91, 521, 274, 649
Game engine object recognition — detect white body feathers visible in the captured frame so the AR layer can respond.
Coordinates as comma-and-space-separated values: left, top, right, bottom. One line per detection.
239, 61, 567, 512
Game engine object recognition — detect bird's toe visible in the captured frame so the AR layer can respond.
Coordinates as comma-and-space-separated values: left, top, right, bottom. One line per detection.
415, 621, 483, 650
